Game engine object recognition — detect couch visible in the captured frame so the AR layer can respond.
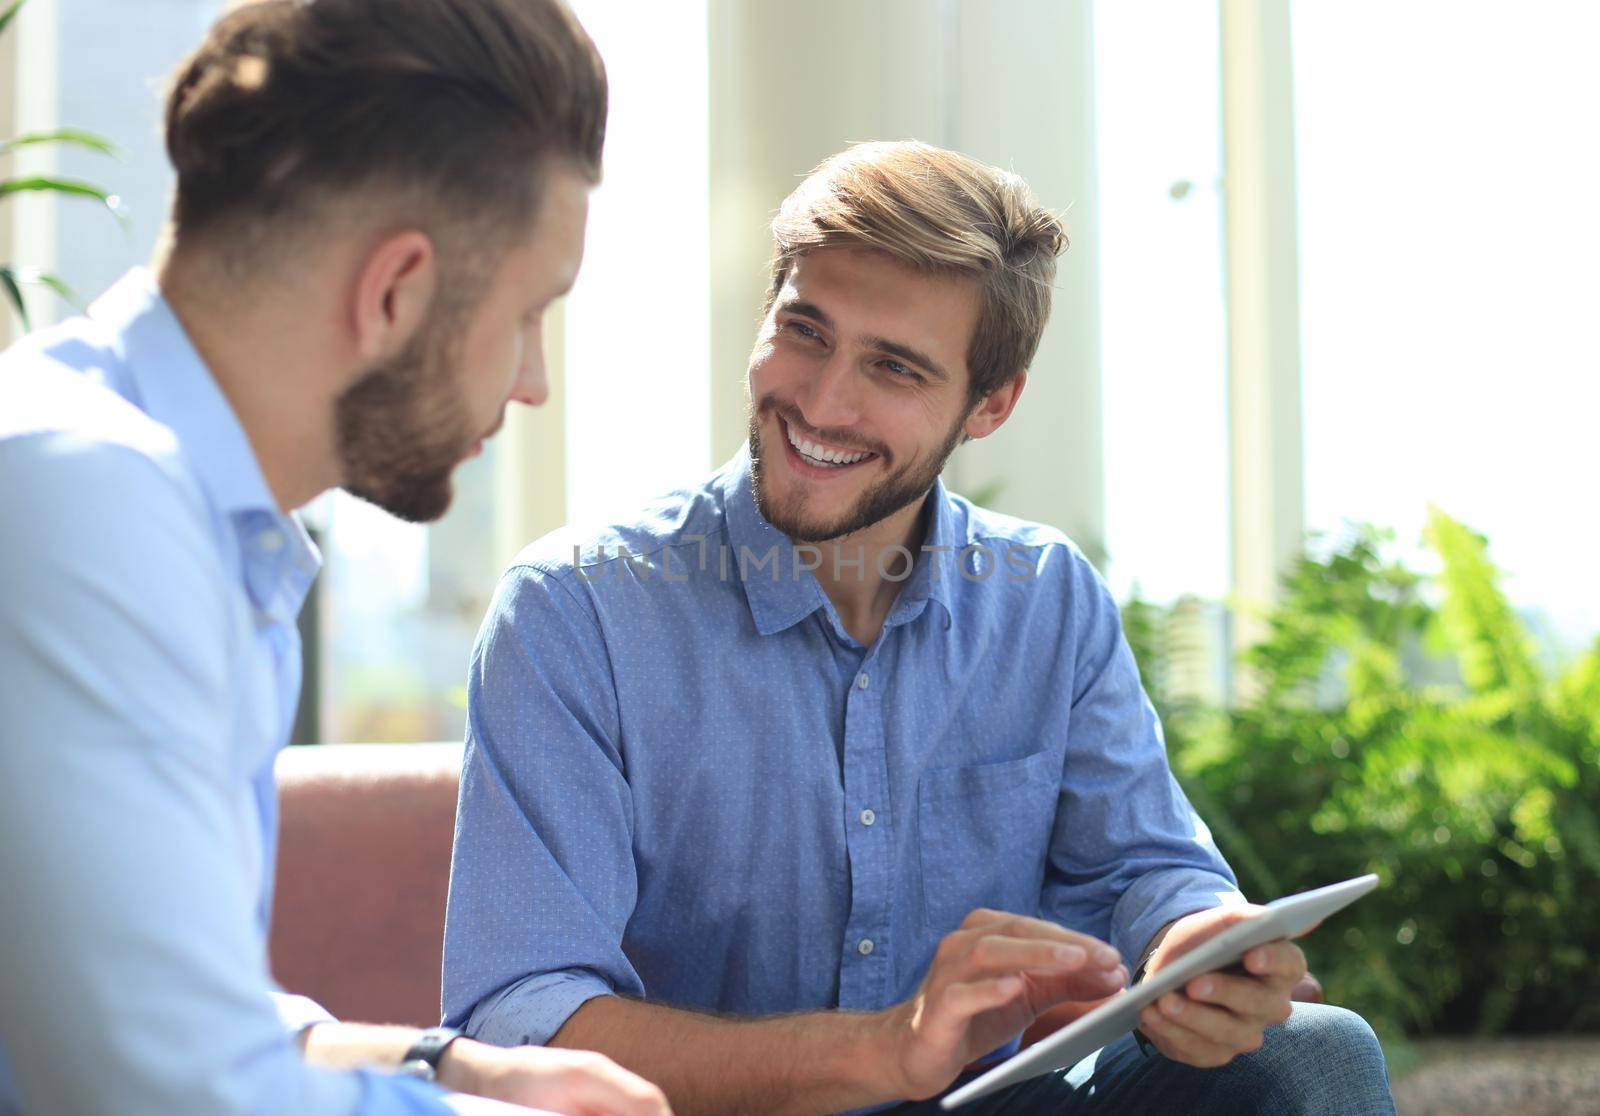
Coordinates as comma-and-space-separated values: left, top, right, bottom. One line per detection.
271, 742, 461, 1028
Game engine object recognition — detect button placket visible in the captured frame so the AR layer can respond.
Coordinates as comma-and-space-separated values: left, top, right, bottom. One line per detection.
838, 647, 892, 1005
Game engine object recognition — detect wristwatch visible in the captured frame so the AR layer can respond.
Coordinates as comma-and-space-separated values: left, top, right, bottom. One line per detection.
396, 1026, 463, 1083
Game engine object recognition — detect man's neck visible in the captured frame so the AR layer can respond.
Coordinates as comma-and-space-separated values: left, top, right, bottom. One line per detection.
808, 493, 932, 647
155, 248, 342, 514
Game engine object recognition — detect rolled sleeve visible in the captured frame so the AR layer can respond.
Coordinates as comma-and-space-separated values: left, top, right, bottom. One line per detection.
443, 562, 644, 1045
1111, 867, 1245, 967
1039, 553, 1242, 966
466, 970, 617, 1049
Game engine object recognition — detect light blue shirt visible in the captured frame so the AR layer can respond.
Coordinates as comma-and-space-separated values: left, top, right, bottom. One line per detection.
0, 270, 453, 1114
443, 454, 1241, 1070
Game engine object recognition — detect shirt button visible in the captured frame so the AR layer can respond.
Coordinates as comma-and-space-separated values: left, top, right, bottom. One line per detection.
857, 938, 875, 955
856, 672, 870, 690
258, 529, 284, 554
859, 808, 876, 827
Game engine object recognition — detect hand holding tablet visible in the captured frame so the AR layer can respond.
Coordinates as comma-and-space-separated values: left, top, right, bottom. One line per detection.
941, 874, 1380, 1109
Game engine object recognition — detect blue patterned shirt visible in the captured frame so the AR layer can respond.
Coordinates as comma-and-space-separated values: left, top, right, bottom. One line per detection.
443, 452, 1240, 1067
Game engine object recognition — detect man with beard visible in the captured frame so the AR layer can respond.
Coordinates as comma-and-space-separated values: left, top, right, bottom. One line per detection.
443, 142, 1396, 1114
0, 2, 671, 1115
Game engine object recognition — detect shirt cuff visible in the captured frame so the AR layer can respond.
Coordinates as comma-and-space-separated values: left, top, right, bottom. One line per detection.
464, 970, 615, 1048
1111, 869, 1245, 967
271, 991, 339, 1035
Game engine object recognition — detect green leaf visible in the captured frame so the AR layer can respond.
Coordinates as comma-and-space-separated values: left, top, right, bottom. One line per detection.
0, 0, 26, 39
0, 265, 80, 330
1426, 506, 1540, 698
7, 264, 76, 307
0, 128, 118, 158
0, 175, 128, 227
0, 265, 30, 331
0, 174, 111, 203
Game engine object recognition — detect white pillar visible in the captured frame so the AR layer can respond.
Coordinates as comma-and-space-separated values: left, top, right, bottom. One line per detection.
0, 3, 17, 349
1221, 0, 1305, 660
6, 0, 59, 337
945, 0, 1105, 563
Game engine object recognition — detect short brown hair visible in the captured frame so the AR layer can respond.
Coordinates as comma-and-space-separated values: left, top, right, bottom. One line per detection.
767, 141, 1066, 404
164, 0, 606, 273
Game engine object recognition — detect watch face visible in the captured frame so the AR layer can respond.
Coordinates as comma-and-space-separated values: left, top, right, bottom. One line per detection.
397, 1058, 438, 1083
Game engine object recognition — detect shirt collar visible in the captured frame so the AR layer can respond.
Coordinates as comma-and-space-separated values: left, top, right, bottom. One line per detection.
896, 473, 957, 627
89, 268, 320, 616
91, 268, 282, 519
720, 447, 957, 638
722, 448, 830, 636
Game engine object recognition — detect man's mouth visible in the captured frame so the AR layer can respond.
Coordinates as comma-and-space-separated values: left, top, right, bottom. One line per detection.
780, 416, 879, 470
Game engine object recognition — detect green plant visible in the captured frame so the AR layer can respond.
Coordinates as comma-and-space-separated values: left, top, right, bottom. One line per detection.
1126, 510, 1600, 1043
0, 0, 122, 330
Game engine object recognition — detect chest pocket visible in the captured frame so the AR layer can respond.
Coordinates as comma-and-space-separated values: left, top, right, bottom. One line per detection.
917, 748, 1060, 932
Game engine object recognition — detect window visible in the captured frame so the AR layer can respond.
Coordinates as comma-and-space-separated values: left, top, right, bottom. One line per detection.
1095, 0, 1231, 606
1293, 0, 1600, 653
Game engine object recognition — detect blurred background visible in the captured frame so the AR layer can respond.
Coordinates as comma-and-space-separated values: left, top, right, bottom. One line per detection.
3, 0, 1597, 1089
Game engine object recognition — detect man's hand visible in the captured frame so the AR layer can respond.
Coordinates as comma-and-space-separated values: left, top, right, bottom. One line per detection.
438, 1039, 672, 1116
876, 909, 1127, 1101
1135, 904, 1306, 1068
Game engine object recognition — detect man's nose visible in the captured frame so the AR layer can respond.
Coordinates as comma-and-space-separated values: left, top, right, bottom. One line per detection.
796, 348, 859, 430
511, 338, 550, 408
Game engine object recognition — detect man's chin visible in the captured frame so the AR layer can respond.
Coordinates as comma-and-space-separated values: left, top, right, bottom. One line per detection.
754, 479, 864, 543
343, 474, 455, 524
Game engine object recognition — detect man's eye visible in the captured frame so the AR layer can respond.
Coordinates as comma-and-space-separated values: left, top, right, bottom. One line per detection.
883, 360, 918, 380
786, 321, 821, 340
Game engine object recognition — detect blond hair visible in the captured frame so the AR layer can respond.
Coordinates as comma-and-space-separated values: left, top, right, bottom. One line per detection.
767, 141, 1066, 403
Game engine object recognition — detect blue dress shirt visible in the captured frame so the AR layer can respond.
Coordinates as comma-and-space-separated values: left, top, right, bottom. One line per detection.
443, 453, 1241, 1069
0, 270, 454, 1114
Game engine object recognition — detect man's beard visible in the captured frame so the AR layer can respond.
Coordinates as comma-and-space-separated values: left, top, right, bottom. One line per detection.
334, 309, 481, 524
747, 395, 966, 543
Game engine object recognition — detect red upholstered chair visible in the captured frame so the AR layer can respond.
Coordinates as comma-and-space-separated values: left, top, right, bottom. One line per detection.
270, 742, 463, 1028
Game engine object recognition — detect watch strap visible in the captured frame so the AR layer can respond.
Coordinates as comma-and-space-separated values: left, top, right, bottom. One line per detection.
396, 1058, 437, 1082
401, 1026, 462, 1074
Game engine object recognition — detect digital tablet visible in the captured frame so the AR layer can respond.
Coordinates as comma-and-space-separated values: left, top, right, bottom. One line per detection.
941, 873, 1380, 1109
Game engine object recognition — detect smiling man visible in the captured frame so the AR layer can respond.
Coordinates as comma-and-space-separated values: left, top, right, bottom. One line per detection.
443, 142, 1395, 1114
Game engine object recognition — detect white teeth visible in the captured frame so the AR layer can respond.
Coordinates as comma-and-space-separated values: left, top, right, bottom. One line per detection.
784, 420, 870, 467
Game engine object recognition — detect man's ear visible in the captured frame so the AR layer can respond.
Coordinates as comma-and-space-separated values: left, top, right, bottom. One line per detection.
350, 229, 437, 365
963, 369, 1028, 440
